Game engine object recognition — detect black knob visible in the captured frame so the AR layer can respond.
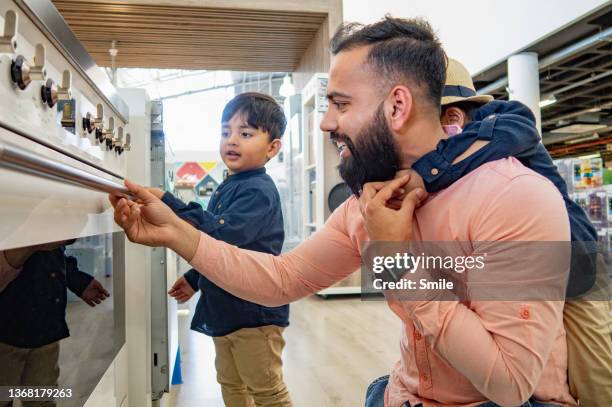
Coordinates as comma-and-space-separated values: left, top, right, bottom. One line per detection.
95, 128, 103, 142
40, 78, 58, 108
10, 55, 31, 90
105, 138, 113, 150
82, 115, 94, 134
115, 146, 123, 155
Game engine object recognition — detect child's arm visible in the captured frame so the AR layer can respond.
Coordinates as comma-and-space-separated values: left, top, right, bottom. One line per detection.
183, 268, 200, 291
0, 250, 26, 292
64, 254, 94, 296
151, 189, 227, 238
151, 181, 281, 248
413, 100, 540, 193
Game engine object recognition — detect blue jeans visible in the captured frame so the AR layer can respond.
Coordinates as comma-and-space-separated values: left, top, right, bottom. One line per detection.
364, 375, 560, 407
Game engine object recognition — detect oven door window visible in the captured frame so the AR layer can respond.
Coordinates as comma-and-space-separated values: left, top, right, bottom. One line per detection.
0, 232, 125, 406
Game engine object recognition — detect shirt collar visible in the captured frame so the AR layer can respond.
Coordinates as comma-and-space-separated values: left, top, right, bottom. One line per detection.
226, 167, 266, 182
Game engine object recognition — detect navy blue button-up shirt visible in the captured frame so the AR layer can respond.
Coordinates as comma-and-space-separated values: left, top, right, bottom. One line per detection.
0, 248, 93, 348
162, 167, 288, 336
413, 100, 597, 297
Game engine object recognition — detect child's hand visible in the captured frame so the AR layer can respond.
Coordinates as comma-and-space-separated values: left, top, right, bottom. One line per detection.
168, 276, 196, 303
80, 279, 110, 307
386, 169, 427, 210
147, 188, 165, 199
359, 175, 425, 242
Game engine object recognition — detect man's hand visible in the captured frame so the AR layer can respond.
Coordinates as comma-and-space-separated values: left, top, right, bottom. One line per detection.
80, 279, 110, 307
387, 169, 426, 210
147, 188, 165, 199
168, 276, 196, 303
109, 180, 200, 261
360, 175, 426, 242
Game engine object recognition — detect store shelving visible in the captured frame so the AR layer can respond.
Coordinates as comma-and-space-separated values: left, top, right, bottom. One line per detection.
301, 73, 361, 296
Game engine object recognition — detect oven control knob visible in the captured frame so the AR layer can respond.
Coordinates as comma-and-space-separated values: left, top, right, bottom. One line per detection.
40, 78, 58, 108
113, 126, 124, 154
11, 44, 46, 90
102, 117, 115, 150
95, 127, 103, 143
82, 112, 95, 134
10, 54, 30, 90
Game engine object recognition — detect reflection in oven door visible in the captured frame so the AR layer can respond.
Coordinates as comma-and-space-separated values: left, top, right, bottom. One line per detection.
0, 232, 125, 407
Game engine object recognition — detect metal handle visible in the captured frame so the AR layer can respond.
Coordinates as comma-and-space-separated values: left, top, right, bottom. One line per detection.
0, 142, 134, 198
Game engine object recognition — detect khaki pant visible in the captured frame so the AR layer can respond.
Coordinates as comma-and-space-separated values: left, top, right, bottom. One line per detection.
212, 325, 292, 407
564, 256, 612, 407
0, 341, 60, 407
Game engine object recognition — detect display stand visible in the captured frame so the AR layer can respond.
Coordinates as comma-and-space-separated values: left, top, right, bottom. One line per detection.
300, 73, 361, 296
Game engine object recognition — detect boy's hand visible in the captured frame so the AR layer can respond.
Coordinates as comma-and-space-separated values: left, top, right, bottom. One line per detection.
359, 175, 425, 242
386, 169, 427, 210
80, 279, 110, 307
168, 276, 196, 303
147, 188, 165, 199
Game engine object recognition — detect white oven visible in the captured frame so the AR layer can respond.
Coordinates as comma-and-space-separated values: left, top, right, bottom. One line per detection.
0, 1, 133, 406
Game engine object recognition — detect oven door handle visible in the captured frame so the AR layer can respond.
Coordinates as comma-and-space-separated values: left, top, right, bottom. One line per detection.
0, 142, 135, 199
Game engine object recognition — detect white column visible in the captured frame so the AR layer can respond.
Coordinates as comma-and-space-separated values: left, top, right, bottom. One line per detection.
507, 52, 541, 133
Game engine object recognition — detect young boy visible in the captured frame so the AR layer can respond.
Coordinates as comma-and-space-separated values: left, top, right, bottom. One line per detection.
150, 92, 292, 407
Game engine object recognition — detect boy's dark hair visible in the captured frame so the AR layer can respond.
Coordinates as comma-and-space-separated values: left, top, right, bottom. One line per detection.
221, 92, 287, 140
330, 16, 447, 113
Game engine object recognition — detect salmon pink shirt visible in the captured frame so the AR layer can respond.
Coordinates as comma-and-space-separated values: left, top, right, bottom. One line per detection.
189, 158, 576, 407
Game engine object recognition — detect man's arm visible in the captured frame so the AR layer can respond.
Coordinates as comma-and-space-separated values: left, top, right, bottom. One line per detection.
187, 198, 363, 306
111, 180, 363, 306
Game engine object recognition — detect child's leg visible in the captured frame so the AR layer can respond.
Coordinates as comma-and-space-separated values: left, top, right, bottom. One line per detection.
0, 341, 28, 407
563, 254, 612, 407
229, 326, 293, 407
212, 335, 255, 407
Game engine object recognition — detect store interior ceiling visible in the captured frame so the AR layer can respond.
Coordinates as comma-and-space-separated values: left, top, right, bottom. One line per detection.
52, 1, 611, 161
474, 4, 612, 161
51, 0, 327, 71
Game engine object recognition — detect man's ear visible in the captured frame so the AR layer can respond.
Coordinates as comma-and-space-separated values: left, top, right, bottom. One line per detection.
267, 138, 282, 159
386, 85, 413, 132
440, 106, 467, 127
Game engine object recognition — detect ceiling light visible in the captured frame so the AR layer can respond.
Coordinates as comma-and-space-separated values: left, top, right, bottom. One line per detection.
564, 134, 599, 144
539, 95, 557, 108
551, 123, 607, 134
279, 75, 295, 98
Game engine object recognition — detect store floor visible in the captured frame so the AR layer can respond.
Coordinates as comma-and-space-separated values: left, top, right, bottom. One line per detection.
165, 294, 402, 407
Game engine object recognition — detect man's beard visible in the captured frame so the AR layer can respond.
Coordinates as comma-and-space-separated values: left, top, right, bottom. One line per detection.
332, 107, 402, 197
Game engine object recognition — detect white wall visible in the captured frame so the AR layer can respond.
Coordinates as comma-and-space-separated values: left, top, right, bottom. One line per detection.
342, 0, 609, 74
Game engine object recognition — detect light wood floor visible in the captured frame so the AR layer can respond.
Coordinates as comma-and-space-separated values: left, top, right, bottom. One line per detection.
164, 294, 402, 407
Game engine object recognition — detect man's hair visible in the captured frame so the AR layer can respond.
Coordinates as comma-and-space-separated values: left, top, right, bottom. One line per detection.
330, 16, 447, 112
442, 101, 480, 123
221, 92, 287, 140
